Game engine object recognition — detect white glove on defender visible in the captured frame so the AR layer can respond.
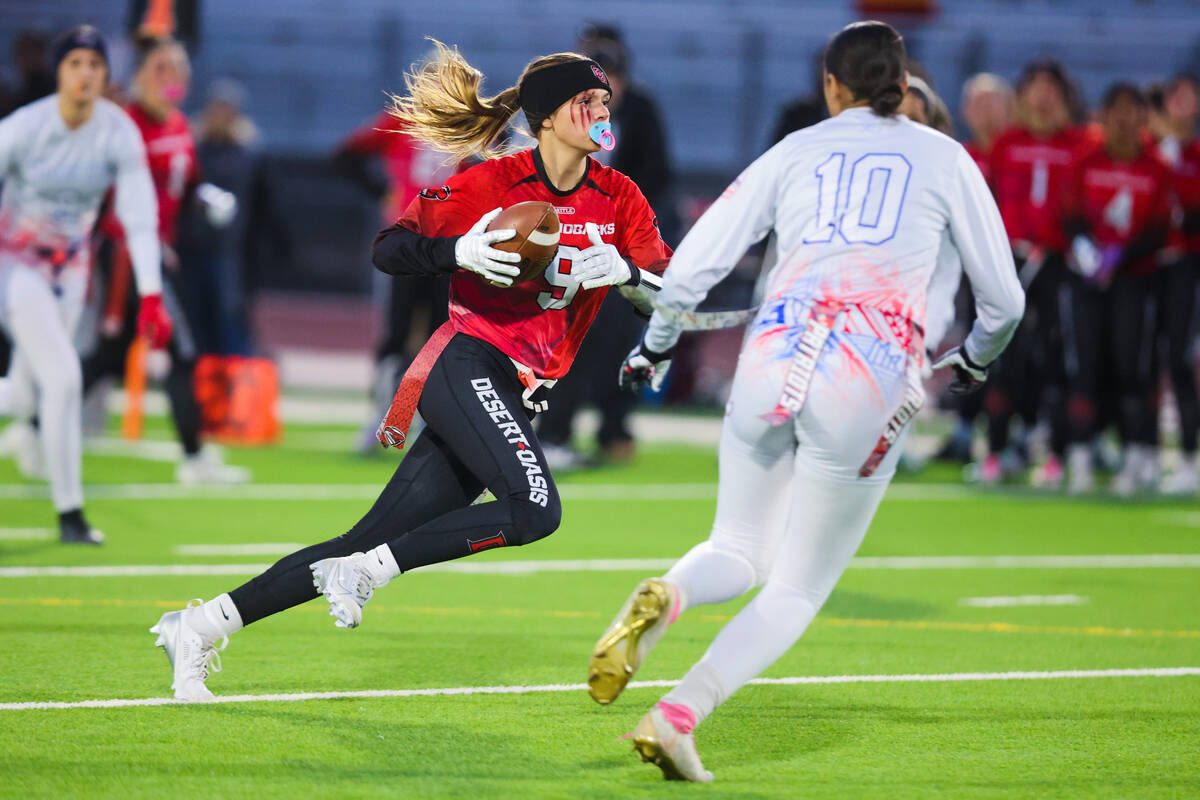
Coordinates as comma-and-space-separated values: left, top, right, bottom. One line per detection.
577, 222, 634, 290
619, 340, 673, 393
455, 207, 521, 286
931, 346, 988, 395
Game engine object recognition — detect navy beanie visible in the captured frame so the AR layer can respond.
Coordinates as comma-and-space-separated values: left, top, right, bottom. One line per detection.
52, 25, 109, 71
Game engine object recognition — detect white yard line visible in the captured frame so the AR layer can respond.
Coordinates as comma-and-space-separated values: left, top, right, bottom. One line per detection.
0, 481, 1040, 502
0, 483, 722, 502
960, 594, 1090, 608
0, 666, 1195, 711
3, 554, 1200, 579
0, 528, 54, 540
174, 544, 307, 556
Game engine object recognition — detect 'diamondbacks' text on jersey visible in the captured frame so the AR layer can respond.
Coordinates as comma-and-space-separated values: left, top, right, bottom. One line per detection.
648, 107, 1024, 367
397, 149, 670, 378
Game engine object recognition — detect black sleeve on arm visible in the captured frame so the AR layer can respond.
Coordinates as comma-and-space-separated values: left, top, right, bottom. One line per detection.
1119, 223, 1168, 267
371, 223, 460, 277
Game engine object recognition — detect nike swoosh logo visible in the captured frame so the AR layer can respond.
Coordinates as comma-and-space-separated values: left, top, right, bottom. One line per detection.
220, 603, 230, 620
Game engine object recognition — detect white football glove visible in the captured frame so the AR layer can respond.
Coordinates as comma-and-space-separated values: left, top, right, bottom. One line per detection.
619, 339, 673, 393
577, 222, 634, 290
197, 182, 237, 228
455, 207, 521, 286
931, 346, 988, 395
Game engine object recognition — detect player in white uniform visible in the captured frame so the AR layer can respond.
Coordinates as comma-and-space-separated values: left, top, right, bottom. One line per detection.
0, 27, 170, 543
587, 22, 1025, 781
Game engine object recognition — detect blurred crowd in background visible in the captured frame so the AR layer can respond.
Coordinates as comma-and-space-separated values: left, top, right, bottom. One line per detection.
1, 2, 1199, 496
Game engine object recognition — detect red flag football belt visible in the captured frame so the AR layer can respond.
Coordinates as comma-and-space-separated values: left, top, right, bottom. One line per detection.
376, 321, 457, 450
762, 300, 926, 478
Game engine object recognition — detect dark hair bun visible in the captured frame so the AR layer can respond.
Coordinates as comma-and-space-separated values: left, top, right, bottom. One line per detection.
824, 21, 907, 117
870, 84, 905, 115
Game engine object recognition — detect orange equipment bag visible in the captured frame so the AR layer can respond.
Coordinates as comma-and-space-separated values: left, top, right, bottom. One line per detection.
193, 356, 282, 445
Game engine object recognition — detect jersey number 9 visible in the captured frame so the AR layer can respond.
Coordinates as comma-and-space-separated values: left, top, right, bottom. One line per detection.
537, 244, 585, 310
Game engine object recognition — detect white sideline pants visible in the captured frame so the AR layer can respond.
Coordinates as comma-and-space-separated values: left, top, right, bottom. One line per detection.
0, 264, 87, 512
662, 330, 910, 722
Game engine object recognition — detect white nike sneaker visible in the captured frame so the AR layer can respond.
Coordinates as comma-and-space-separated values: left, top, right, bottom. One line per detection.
150, 601, 227, 702
176, 447, 251, 485
310, 551, 393, 629
1, 421, 46, 480
631, 704, 714, 783
1067, 445, 1094, 495
1162, 457, 1199, 495
589, 578, 679, 705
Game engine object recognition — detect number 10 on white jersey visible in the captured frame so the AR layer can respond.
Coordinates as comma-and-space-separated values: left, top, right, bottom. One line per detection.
804, 153, 912, 246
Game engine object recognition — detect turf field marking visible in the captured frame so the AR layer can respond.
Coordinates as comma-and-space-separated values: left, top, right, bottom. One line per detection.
0, 481, 988, 502
960, 594, 1088, 607
0, 528, 53, 540
174, 544, 307, 556
0, 666, 1195, 711
2, 596, 1196, 639
0, 482, 721, 502
4, 554, 1200, 579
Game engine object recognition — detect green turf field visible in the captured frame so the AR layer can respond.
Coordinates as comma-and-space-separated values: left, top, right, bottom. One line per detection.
1, 418, 1198, 799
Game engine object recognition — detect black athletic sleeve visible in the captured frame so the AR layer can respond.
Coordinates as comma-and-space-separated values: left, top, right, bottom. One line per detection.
371, 223, 460, 277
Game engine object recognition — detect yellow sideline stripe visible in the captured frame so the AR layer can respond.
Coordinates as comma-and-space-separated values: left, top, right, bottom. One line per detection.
1, 596, 1198, 639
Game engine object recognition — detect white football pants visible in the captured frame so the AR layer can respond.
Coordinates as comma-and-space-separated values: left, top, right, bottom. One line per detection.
661, 330, 910, 723
0, 264, 87, 512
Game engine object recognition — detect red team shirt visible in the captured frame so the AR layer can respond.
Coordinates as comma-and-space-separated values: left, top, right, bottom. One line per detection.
1067, 141, 1173, 275
341, 113, 457, 223
989, 125, 1090, 252
399, 149, 671, 378
102, 103, 197, 245
964, 140, 991, 183
1171, 139, 1200, 254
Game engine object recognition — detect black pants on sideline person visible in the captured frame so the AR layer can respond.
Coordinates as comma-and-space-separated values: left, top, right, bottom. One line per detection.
1158, 255, 1199, 455
538, 293, 642, 454
1063, 271, 1157, 447
984, 253, 1067, 457
228, 334, 562, 625
81, 247, 203, 457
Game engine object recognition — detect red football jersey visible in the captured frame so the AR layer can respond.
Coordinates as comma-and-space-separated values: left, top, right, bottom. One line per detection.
398, 148, 671, 378
989, 125, 1089, 252
1171, 139, 1200, 254
341, 113, 457, 222
1067, 142, 1172, 274
124, 103, 198, 245
964, 140, 990, 183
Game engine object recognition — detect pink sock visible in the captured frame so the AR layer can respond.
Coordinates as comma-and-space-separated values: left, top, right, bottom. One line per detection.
656, 701, 696, 734
667, 581, 682, 625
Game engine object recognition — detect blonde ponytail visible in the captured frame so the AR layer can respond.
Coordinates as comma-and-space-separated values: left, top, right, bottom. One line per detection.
388, 41, 596, 162
388, 39, 520, 163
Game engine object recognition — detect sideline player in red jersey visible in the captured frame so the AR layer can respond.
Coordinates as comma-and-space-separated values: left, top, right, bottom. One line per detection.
1061, 84, 1172, 495
336, 112, 459, 451
962, 73, 1013, 184
983, 59, 1087, 489
149, 42, 670, 701
1153, 75, 1200, 493
84, 35, 247, 484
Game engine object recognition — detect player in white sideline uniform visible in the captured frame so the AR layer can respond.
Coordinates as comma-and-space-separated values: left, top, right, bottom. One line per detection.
0, 27, 170, 543
587, 22, 1024, 781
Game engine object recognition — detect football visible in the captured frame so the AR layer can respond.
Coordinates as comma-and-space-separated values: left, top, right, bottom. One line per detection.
486, 201, 560, 285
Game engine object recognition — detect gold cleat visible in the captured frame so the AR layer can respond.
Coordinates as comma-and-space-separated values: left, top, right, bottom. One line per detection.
588, 578, 677, 705
631, 706, 714, 782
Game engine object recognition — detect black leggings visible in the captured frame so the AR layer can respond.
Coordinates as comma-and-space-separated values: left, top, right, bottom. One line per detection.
1158, 257, 1199, 454
1064, 272, 1157, 446
985, 253, 1068, 455
81, 248, 202, 457
229, 334, 562, 626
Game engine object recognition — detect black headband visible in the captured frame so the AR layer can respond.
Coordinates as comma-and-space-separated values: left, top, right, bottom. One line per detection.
518, 59, 611, 117
53, 25, 109, 71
